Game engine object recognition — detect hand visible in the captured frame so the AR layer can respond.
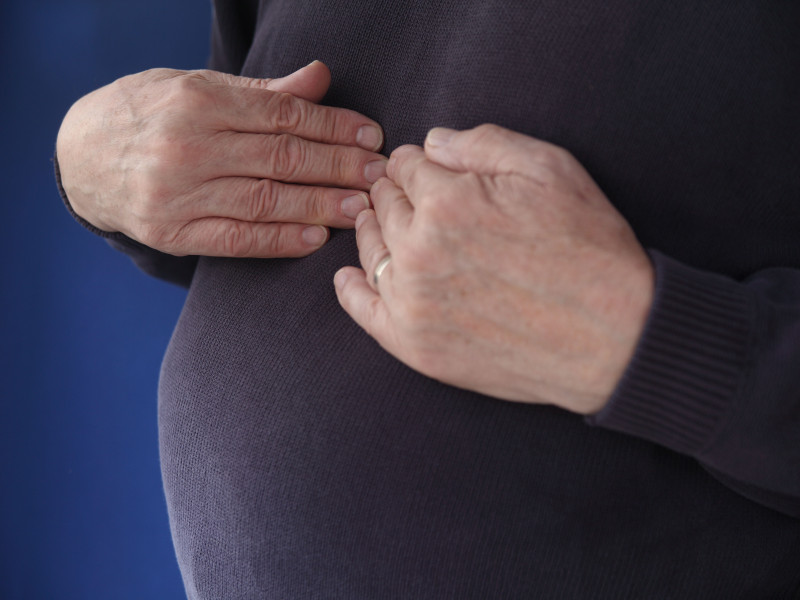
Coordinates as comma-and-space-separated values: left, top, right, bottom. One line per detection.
334, 124, 654, 415
56, 61, 387, 257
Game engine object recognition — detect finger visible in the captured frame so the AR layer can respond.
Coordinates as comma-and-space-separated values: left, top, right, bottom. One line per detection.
423, 124, 557, 175
196, 178, 371, 227
263, 60, 331, 103
213, 132, 388, 190
167, 218, 330, 258
385, 144, 458, 204
200, 60, 331, 102
354, 210, 391, 293
198, 68, 384, 151
370, 177, 414, 248
334, 267, 399, 355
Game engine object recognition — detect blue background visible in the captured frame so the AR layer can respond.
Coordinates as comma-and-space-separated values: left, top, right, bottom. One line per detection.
1, 1, 212, 598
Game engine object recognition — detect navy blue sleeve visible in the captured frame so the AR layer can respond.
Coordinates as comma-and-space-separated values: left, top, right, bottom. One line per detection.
590, 251, 800, 517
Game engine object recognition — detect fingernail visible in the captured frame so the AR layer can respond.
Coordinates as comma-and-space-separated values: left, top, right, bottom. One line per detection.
341, 193, 369, 219
302, 225, 328, 247
334, 268, 351, 288
426, 127, 456, 147
364, 159, 387, 183
355, 209, 373, 229
357, 125, 383, 151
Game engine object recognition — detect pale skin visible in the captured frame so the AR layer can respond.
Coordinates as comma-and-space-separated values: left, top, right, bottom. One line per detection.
58, 62, 654, 415
56, 61, 388, 257
334, 125, 655, 415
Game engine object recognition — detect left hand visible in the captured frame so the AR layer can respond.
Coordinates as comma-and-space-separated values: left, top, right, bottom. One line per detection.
334, 124, 654, 415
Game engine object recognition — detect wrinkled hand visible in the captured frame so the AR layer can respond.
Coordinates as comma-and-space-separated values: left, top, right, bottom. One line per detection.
334, 124, 654, 415
56, 61, 387, 257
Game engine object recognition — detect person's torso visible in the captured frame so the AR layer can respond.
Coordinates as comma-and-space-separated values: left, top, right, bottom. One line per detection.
160, 2, 800, 597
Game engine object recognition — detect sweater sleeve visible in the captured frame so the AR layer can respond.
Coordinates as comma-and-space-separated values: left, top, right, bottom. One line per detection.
589, 250, 800, 518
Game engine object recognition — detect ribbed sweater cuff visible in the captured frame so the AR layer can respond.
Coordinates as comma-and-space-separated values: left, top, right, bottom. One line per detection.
589, 250, 754, 457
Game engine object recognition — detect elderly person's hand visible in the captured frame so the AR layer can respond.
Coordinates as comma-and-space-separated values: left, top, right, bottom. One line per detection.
334, 124, 654, 415
56, 61, 386, 257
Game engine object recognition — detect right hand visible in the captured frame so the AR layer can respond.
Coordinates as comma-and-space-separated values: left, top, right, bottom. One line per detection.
56, 61, 386, 257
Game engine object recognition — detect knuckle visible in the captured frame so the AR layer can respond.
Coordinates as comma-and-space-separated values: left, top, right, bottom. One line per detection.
186, 69, 221, 87
526, 162, 558, 187
131, 68, 182, 90
270, 134, 305, 180
221, 222, 255, 257
173, 73, 206, 97
329, 148, 353, 183
269, 92, 304, 132
319, 107, 344, 140
160, 75, 208, 115
248, 179, 279, 221
474, 123, 501, 136
556, 146, 575, 163
535, 144, 572, 170
470, 123, 502, 144
331, 144, 365, 185
305, 187, 332, 222
139, 67, 167, 79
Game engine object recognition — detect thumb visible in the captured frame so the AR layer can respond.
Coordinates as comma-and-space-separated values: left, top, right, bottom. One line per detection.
202, 61, 331, 102
423, 124, 552, 175
265, 60, 332, 103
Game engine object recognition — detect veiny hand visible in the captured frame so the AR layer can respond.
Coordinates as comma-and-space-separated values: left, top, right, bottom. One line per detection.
56, 61, 387, 257
334, 124, 654, 415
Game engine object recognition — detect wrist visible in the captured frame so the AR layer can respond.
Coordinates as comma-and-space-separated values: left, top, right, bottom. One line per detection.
581, 252, 655, 415
54, 147, 117, 236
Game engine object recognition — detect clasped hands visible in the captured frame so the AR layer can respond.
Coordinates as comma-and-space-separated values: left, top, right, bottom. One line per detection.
335, 125, 654, 415
58, 61, 654, 415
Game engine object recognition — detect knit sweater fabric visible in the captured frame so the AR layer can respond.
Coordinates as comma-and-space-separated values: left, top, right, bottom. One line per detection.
58, 1, 800, 597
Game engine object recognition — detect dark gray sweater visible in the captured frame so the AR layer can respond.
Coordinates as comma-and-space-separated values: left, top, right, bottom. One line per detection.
59, 0, 800, 597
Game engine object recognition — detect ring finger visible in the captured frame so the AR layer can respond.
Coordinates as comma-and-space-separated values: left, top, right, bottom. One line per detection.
355, 209, 391, 294
195, 177, 370, 228
370, 176, 414, 249
213, 132, 386, 190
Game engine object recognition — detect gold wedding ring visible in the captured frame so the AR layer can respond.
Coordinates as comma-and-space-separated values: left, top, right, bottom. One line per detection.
372, 255, 392, 287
